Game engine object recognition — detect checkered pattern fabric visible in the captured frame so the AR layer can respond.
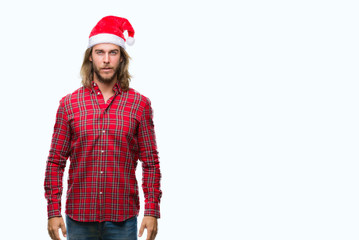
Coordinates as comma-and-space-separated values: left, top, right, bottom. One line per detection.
44, 82, 161, 222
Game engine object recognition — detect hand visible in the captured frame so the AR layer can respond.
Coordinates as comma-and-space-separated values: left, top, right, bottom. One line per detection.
47, 216, 67, 240
138, 216, 158, 240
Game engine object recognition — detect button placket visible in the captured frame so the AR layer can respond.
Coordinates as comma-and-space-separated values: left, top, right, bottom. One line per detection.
98, 109, 108, 216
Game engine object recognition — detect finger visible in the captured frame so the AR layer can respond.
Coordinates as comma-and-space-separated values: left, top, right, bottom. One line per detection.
138, 221, 145, 237
48, 227, 59, 240
152, 229, 158, 240
47, 223, 54, 239
52, 228, 61, 240
60, 221, 67, 238
152, 228, 158, 240
146, 228, 154, 240
48, 229, 54, 240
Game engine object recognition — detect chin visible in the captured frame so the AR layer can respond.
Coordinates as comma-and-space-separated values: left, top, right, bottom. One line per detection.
94, 69, 118, 84
99, 76, 116, 84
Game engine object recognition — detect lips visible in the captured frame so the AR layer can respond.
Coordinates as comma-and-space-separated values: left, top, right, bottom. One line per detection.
101, 67, 113, 72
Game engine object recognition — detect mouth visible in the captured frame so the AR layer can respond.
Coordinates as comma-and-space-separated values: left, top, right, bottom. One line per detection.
101, 67, 113, 72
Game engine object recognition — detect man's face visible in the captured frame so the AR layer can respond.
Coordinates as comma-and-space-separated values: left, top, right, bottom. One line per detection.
90, 43, 122, 84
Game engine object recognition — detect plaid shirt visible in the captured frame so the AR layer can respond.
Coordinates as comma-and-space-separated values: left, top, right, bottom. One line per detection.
44, 82, 161, 222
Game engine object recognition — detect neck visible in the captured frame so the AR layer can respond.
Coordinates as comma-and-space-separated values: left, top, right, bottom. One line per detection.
93, 77, 117, 95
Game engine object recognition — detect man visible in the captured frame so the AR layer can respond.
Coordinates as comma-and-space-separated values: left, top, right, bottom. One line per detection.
44, 16, 162, 240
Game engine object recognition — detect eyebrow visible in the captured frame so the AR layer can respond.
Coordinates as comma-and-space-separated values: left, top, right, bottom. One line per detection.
94, 49, 119, 52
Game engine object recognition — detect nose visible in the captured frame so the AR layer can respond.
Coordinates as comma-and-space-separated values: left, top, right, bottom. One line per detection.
103, 53, 110, 64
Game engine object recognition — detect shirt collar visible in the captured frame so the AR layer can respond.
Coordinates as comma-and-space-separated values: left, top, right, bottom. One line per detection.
90, 81, 122, 95
112, 82, 121, 95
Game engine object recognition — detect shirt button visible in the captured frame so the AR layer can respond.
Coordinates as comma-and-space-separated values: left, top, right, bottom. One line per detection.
100, 171, 104, 174
97, 92, 100, 95
102, 130, 105, 133
99, 192, 103, 194
101, 150, 105, 153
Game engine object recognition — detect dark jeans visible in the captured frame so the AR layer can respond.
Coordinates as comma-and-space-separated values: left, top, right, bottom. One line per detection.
66, 215, 137, 240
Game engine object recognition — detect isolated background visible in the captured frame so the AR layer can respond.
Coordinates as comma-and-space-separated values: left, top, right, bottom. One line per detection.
0, 0, 358, 239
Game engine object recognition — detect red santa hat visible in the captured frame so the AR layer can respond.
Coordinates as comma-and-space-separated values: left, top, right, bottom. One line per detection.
88, 16, 135, 49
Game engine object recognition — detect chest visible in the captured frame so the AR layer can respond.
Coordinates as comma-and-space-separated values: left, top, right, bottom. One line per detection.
68, 98, 141, 141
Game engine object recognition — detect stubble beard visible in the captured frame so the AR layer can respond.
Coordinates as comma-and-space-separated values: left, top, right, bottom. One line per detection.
93, 64, 121, 84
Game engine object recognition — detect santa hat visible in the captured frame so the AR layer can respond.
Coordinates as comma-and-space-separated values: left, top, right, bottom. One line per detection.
88, 16, 135, 49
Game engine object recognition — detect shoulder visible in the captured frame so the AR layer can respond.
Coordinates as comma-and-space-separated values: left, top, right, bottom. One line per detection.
124, 88, 154, 119
58, 86, 88, 114
125, 88, 151, 106
59, 86, 87, 104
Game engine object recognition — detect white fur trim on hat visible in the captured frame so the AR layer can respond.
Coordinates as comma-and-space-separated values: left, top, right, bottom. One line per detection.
88, 33, 126, 49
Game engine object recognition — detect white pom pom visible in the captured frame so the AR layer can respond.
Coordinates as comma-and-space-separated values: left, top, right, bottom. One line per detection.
127, 37, 135, 46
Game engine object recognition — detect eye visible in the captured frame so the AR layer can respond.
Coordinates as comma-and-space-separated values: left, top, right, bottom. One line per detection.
110, 51, 118, 55
95, 50, 104, 54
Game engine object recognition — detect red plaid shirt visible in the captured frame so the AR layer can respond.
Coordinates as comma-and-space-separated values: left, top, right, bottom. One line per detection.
44, 82, 161, 222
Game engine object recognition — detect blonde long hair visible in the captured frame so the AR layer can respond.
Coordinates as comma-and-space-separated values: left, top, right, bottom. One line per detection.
80, 46, 131, 91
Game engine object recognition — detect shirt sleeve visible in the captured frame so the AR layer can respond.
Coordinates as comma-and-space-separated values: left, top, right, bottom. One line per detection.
44, 98, 71, 219
138, 98, 162, 218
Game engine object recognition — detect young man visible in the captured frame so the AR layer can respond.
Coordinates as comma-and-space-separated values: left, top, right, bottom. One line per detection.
44, 16, 162, 240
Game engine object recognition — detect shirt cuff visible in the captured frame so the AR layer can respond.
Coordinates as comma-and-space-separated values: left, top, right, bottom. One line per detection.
144, 202, 161, 218
47, 202, 62, 219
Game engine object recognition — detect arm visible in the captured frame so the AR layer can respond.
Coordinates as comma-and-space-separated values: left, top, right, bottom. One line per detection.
137, 98, 162, 239
138, 98, 162, 217
44, 99, 71, 239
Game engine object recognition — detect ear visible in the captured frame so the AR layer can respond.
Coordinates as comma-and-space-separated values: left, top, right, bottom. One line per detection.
89, 54, 93, 62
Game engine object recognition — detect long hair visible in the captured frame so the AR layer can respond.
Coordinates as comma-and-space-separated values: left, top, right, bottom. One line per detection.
80, 46, 131, 91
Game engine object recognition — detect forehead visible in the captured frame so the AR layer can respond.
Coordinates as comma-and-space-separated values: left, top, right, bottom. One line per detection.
92, 43, 121, 51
